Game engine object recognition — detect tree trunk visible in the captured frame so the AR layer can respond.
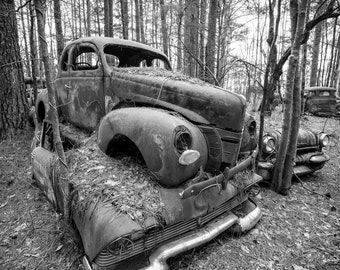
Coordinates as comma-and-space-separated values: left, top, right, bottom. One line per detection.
300, 0, 310, 115
310, 3, 324, 86
134, 0, 141, 42
258, 0, 281, 161
104, 0, 113, 37
272, 0, 307, 194
139, 0, 146, 43
198, 0, 206, 81
34, 0, 65, 162
29, 1, 39, 105
205, 0, 217, 84
86, 0, 91, 36
0, 0, 28, 140
19, 0, 31, 77
183, 0, 199, 77
54, 0, 64, 60
34, 0, 69, 221
160, 0, 168, 56
120, 0, 129, 39
176, 0, 183, 71
95, 0, 101, 35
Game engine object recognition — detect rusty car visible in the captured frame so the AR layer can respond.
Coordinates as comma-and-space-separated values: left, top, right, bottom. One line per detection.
238, 114, 330, 181
256, 129, 330, 181
32, 37, 262, 270
304, 86, 340, 116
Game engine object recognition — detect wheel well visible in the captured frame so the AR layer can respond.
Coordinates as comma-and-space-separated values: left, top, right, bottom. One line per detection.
106, 134, 145, 164
37, 101, 46, 123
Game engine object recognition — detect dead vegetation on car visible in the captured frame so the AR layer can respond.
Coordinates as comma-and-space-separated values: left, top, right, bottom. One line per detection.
67, 133, 165, 225
1, 112, 339, 269
116, 67, 209, 86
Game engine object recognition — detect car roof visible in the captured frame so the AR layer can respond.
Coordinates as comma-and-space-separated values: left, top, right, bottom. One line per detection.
305, 86, 336, 92
66, 37, 169, 59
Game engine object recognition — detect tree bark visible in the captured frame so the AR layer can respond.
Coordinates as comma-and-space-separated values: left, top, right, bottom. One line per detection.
134, 0, 141, 42
176, 0, 183, 71
34, 0, 65, 162
34, 0, 70, 221
0, 0, 28, 140
272, 0, 307, 194
183, 0, 199, 77
139, 0, 146, 43
205, 0, 217, 84
29, 1, 39, 105
120, 0, 129, 39
198, 0, 206, 81
104, 0, 113, 37
54, 0, 64, 60
160, 0, 169, 55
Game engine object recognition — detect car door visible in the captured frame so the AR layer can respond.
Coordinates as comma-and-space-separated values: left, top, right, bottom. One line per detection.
61, 42, 105, 130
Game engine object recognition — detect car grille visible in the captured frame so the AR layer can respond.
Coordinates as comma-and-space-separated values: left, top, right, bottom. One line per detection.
93, 191, 248, 268
199, 126, 242, 171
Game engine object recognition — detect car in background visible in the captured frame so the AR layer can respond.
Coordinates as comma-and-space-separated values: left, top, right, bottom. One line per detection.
239, 114, 330, 181
304, 86, 340, 116
257, 129, 330, 181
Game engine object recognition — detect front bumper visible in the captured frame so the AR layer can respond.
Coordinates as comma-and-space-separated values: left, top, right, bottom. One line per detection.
83, 199, 261, 270
257, 152, 329, 180
143, 199, 261, 270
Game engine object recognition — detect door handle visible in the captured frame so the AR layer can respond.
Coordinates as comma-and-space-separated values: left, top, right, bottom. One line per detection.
65, 84, 71, 89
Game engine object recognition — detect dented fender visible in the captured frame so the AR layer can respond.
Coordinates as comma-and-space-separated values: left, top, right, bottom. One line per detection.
97, 107, 208, 186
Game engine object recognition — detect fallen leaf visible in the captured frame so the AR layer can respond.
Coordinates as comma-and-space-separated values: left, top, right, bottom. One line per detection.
55, 245, 63, 252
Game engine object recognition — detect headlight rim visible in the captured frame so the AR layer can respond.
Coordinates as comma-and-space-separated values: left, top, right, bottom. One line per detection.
318, 132, 329, 147
174, 125, 193, 154
262, 135, 276, 154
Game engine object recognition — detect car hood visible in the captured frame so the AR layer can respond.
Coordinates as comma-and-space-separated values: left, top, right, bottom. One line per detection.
268, 128, 318, 147
108, 68, 246, 132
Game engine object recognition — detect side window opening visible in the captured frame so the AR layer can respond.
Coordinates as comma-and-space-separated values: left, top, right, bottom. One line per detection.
71, 45, 100, 71
105, 54, 120, 67
103, 44, 171, 70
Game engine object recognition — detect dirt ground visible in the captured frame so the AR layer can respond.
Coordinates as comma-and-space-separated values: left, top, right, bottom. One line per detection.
0, 114, 339, 270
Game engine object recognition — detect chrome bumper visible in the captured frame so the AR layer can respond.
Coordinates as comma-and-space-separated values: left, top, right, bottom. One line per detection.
142, 202, 261, 270
82, 202, 262, 270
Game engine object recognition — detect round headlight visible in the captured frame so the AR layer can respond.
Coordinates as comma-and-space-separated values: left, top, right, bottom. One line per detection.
263, 135, 276, 154
174, 126, 192, 154
318, 133, 329, 147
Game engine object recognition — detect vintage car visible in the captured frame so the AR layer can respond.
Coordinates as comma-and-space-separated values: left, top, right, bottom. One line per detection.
238, 114, 330, 181
304, 86, 340, 116
257, 129, 330, 181
32, 37, 262, 270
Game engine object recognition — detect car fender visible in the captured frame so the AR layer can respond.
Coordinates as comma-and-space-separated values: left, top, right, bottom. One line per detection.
97, 107, 208, 186
35, 88, 49, 124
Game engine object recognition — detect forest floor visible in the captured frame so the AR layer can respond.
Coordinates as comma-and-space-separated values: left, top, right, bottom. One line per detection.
0, 112, 339, 270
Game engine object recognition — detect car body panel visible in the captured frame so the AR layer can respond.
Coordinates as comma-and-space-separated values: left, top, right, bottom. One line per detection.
52, 37, 246, 133
257, 129, 329, 180
97, 107, 208, 186
305, 86, 338, 115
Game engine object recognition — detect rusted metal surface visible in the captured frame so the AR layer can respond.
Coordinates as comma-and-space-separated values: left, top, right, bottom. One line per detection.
256, 128, 329, 180
32, 37, 263, 269
305, 87, 337, 115
53, 37, 246, 133
97, 107, 208, 186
